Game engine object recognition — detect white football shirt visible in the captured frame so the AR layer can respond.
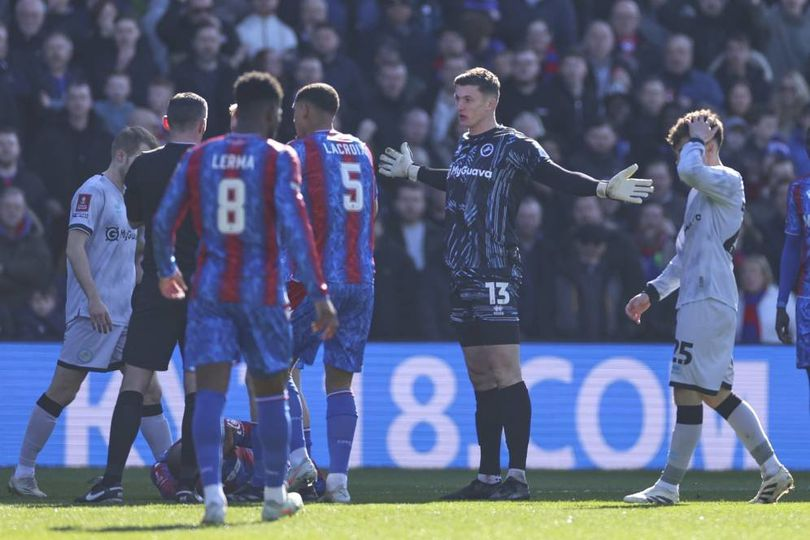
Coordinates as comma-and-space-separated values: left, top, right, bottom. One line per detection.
649, 141, 745, 311
66, 174, 137, 325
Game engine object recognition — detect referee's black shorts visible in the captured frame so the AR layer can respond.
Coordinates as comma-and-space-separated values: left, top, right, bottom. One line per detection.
123, 273, 187, 371
450, 277, 520, 347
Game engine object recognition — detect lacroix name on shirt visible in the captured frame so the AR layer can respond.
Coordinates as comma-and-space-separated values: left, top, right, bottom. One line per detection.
323, 142, 364, 156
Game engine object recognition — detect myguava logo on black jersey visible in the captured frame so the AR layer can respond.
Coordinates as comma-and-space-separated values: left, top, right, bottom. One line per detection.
449, 164, 493, 179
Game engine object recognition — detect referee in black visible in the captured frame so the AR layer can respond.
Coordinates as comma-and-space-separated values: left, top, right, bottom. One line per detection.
379, 68, 653, 500
77, 93, 208, 504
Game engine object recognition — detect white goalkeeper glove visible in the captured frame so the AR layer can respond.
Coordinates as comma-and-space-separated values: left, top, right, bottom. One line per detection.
378, 142, 420, 182
596, 164, 654, 204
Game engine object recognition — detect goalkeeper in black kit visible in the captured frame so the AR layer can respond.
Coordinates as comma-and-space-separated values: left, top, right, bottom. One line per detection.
378, 67, 653, 501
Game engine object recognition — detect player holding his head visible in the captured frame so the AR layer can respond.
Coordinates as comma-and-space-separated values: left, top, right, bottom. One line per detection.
76, 92, 209, 505
282, 83, 376, 503
776, 126, 810, 405
9, 127, 160, 498
378, 67, 653, 501
624, 110, 793, 505
152, 71, 338, 525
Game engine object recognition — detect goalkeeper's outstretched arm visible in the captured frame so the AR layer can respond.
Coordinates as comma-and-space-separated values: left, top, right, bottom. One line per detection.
377, 142, 448, 191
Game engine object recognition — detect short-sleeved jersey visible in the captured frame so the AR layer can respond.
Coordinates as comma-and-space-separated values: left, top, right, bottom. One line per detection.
125, 142, 198, 278
445, 125, 551, 281
152, 133, 327, 307
785, 176, 810, 298
67, 174, 137, 325
289, 130, 376, 285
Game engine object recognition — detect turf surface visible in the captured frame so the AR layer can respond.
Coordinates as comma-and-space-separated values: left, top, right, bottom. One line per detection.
2, 468, 809, 539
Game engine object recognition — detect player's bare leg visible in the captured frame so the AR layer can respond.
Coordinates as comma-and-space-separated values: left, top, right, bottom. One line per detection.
320, 365, 357, 503
252, 371, 304, 521
703, 389, 793, 503
10, 366, 87, 498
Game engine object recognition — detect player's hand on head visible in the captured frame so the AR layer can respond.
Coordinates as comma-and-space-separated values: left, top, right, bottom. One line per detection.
158, 270, 187, 301
88, 296, 113, 333
312, 298, 339, 340
687, 115, 719, 144
625, 293, 651, 325
598, 163, 654, 204
775, 307, 792, 344
378, 142, 419, 181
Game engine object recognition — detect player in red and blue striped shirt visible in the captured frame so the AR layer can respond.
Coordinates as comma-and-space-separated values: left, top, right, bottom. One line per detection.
284, 83, 376, 504
777, 129, 810, 405
152, 72, 338, 525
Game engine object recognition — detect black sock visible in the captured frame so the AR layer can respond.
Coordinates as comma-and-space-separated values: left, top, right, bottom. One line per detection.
141, 403, 163, 417
103, 390, 144, 485
474, 388, 501, 476
498, 381, 531, 472
179, 392, 197, 486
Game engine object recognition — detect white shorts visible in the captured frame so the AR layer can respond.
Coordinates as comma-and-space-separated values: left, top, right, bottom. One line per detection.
58, 317, 127, 372
670, 299, 735, 395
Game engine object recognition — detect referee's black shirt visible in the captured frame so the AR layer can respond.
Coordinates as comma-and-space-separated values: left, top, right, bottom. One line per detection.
124, 142, 198, 280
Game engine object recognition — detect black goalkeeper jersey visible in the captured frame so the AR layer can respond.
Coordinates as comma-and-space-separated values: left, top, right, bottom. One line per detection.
423, 125, 600, 282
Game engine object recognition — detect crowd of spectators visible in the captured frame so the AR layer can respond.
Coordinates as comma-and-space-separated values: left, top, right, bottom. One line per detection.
1, 0, 810, 344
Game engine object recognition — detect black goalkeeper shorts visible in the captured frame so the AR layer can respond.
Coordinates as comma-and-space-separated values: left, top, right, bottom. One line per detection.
122, 274, 187, 372
450, 278, 520, 347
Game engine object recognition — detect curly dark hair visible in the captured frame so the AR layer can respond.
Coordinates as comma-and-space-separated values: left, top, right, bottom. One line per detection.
666, 108, 724, 148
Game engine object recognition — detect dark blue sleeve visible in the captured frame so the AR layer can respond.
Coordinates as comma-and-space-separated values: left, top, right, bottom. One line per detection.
778, 234, 801, 308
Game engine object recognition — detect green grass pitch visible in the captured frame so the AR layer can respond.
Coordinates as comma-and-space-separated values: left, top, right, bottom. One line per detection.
2, 468, 810, 539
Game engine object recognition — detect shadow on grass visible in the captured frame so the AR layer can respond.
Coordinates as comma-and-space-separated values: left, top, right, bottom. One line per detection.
0, 499, 185, 508
51, 524, 205, 533
6, 492, 810, 507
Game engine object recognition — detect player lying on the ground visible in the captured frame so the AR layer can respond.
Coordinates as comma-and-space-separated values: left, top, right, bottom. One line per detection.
152, 418, 325, 501
624, 110, 793, 505
152, 419, 255, 500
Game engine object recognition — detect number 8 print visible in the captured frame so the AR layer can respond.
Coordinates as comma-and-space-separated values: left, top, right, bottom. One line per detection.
217, 178, 245, 234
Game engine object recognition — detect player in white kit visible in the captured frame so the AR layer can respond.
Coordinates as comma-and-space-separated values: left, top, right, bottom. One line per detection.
8, 127, 163, 499
623, 110, 793, 505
